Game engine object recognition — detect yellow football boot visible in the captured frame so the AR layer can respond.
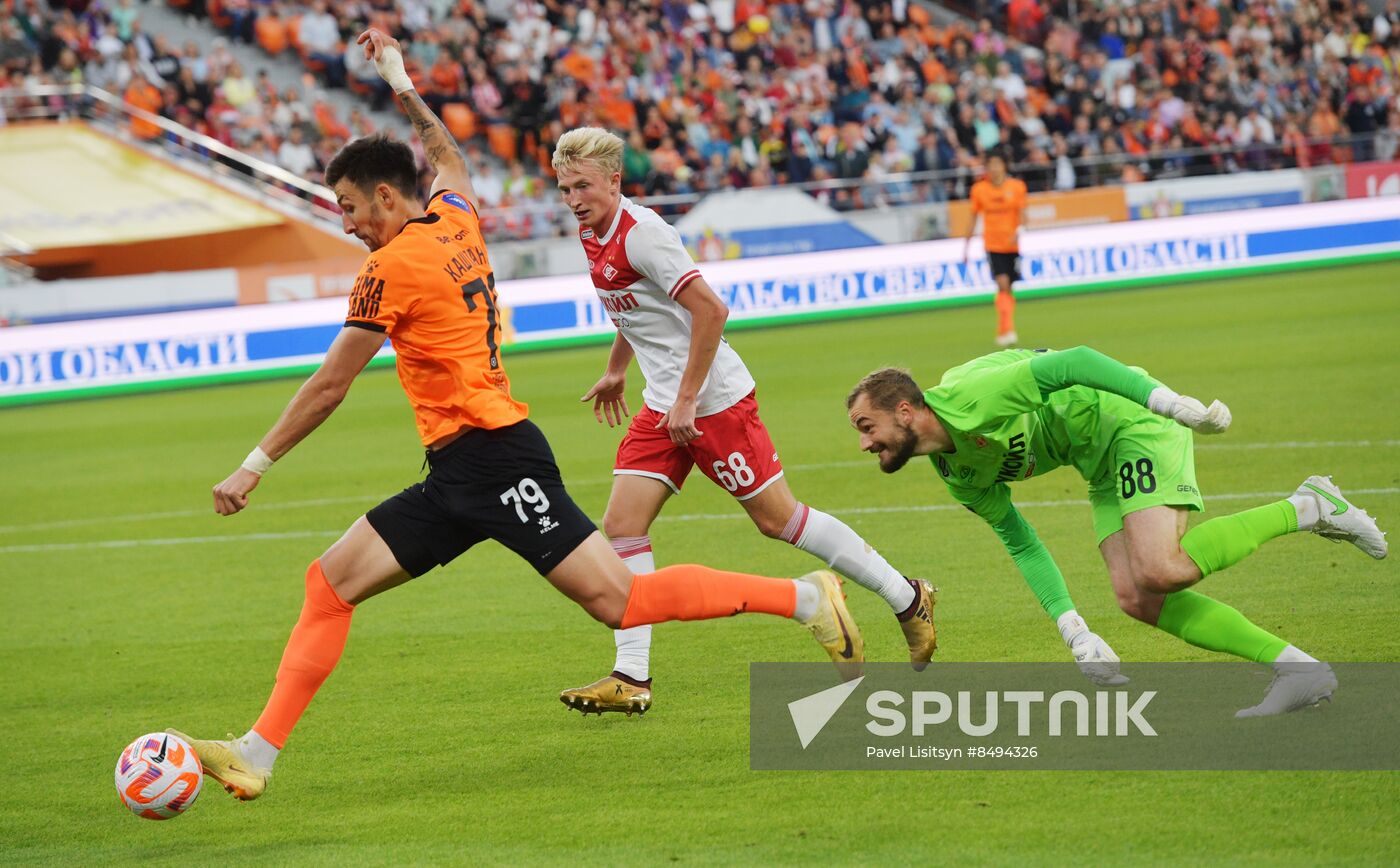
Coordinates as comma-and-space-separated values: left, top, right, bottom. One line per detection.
165, 729, 269, 801
559, 673, 653, 716
798, 570, 864, 679
899, 580, 939, 671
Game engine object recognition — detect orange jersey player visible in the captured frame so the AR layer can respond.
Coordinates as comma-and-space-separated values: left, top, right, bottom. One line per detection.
963, 150, 1028, 347
167, 27, 865, 803
343, 186, 525, 444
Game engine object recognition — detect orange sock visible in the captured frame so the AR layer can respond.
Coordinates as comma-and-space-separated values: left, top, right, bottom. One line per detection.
619, 564, 797, 629
996, 291, 1016, 335
252, 560, 355, 749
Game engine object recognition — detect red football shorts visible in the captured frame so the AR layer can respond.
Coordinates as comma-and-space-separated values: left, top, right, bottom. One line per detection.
614, 391, 783, 500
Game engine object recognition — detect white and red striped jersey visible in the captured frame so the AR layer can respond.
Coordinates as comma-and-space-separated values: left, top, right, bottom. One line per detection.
580, 196, 754, 416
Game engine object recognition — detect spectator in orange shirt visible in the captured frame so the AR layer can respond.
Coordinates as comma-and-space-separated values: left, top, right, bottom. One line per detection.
963, 150, 1029, 347
124, 75, 164, 140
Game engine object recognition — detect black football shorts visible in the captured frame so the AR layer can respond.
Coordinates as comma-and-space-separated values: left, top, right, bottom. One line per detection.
366, 419, 596, 577
988, 251, 1021, 282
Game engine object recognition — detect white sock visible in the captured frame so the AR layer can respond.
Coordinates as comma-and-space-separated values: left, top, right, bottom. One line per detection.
792, 579, 820, 621
781, 504, 916, 613
610, 536, 655, 682
1288, 493, 1321, 531
238, 730, 279, 770
1272, 644, 1320, 665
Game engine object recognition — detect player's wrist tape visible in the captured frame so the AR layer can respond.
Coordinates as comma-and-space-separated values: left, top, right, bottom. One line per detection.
242, 446, 275, 475
375, 46, 414, 94
1056, 610, 1087, 646
1146, 386, 1180, 417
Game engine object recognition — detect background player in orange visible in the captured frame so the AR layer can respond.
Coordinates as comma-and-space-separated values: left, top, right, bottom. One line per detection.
166, 27, 864, 803
963, 150, 1028, 347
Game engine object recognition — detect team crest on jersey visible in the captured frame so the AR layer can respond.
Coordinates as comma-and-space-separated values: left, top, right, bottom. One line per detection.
602, 263, 618, 281
974, 436, 988, 448
581, 228, 594, 239
442, 192, 471, 213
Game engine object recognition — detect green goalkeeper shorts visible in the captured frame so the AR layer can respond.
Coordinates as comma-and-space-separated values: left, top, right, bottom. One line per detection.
1087, 411, 1204, 544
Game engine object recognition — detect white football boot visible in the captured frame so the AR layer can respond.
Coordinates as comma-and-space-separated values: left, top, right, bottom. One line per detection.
1236, 663, 1338, 718
1294, 475, 1388, 559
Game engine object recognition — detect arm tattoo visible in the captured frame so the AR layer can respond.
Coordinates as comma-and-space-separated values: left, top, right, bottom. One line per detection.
397, 89, 464, 173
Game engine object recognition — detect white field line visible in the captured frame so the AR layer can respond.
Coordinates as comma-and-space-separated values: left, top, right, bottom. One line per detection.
786, 439, 1400, 472
1, 437, 1396, 537
2, 487, 1396, 556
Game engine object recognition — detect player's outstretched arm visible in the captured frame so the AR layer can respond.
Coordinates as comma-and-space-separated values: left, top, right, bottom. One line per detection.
1028, 345, 1230, 434
581, 333, 635, 427
211, 327, 385, 516
959, 484, 1127, 684
357, 28, 479, 212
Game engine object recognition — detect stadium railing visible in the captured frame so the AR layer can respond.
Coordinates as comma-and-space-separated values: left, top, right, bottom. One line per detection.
469, 130, 1388, 242
0, 84, 343, 233
2, 83, 1387, 245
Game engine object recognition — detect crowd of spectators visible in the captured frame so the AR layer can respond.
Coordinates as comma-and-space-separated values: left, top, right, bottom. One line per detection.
7, 0, 1400, 237
1, 1, 374, 205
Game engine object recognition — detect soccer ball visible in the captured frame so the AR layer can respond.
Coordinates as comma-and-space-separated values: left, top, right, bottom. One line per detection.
115, 732, 203, 820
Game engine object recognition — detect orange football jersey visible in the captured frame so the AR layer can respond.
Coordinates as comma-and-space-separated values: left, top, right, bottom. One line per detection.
345, 190, 527, 445
970, 177, 1028, 254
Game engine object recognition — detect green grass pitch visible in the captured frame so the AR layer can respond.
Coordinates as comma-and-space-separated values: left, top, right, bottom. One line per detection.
3, 262, 1399, 864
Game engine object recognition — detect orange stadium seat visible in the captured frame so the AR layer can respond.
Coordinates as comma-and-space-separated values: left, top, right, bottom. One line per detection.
256, 15, 289, 55
443, 103, 475, 141
487, 124, 517, 162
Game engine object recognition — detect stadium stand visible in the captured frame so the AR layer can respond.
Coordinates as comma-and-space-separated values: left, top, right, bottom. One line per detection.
4, 0, 1398, 239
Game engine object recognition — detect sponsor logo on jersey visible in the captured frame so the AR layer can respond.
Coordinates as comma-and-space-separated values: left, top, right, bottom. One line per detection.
348, 273, 385, 319
581, 228, 594, 239
601, 291, 639, 313
994, 433, 1028, 483
442, 192, 471, 213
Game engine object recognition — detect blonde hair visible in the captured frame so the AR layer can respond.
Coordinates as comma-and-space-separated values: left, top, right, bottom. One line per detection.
552, 127, 625, 176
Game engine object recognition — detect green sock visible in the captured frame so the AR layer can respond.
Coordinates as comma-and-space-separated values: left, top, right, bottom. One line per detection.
1156, 590, 1288, 662
1179, 501, 1298, 578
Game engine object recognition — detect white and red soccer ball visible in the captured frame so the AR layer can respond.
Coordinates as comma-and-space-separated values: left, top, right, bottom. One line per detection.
115, 733, 203, 819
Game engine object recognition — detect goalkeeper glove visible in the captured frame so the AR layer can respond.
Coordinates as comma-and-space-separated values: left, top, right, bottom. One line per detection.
1147, 386, 1231, 434
1057, 611, 1129, 685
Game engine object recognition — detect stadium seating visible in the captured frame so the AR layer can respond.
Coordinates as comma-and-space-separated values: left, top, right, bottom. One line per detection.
8, 0, 1399, 241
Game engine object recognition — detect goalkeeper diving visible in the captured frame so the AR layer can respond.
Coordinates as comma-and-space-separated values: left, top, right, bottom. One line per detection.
846, 346, 1387, 716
